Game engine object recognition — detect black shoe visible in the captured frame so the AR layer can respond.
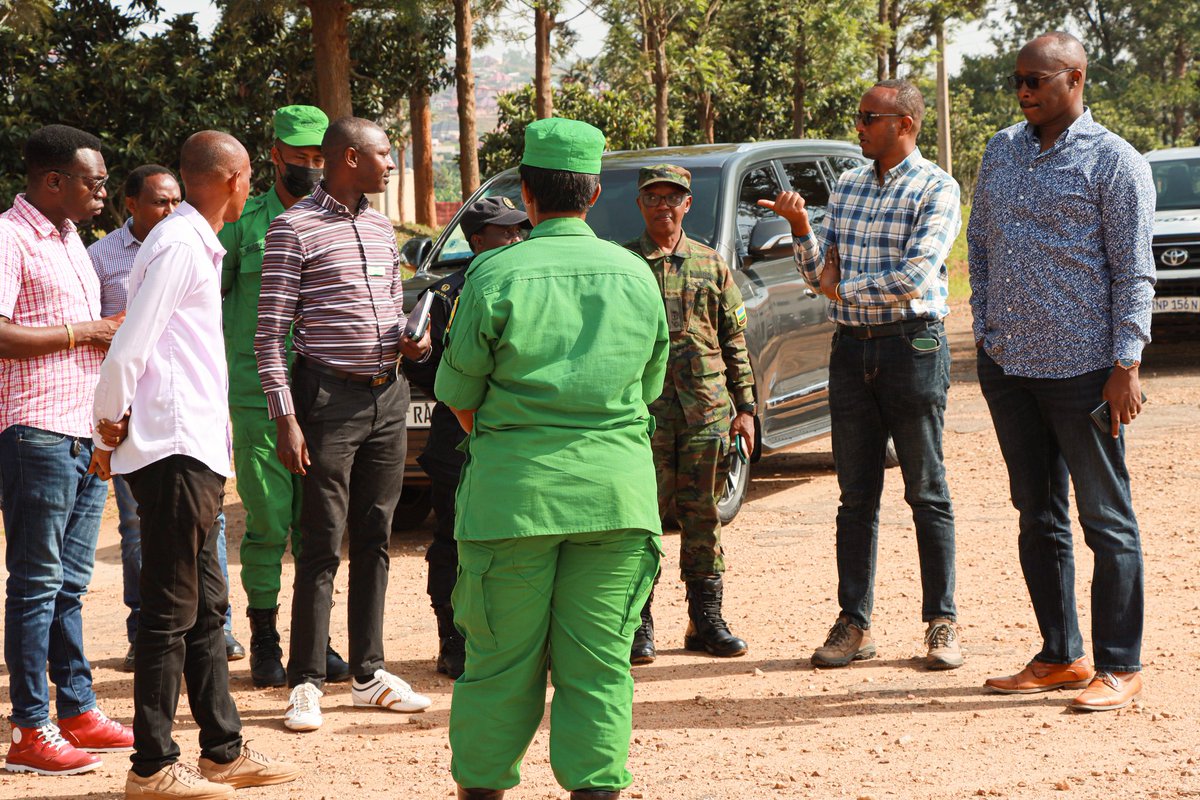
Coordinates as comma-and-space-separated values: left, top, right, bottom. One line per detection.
683, 575, 748, 658
326, 641, 351, 683
246, 606, 287, 687
225, 630, 246, 661
457, 788, 505, 799
571, 791, 621, 799
122, 643, 136, 673
434, 604, 466, 679
630, 589, 655, 666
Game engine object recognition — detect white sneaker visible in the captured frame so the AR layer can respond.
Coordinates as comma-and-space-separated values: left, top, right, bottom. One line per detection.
284, 683, 323, 732
350, 669, 431, 713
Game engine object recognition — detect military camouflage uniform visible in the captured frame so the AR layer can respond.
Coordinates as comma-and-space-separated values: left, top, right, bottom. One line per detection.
625, 228, 754, 580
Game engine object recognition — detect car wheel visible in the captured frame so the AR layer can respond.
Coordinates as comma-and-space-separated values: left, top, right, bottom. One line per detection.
717, 451, 750, 525
392, 485, 432, 531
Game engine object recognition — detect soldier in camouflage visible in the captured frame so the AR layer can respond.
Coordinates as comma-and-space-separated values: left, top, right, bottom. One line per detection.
625, 164, 755, 663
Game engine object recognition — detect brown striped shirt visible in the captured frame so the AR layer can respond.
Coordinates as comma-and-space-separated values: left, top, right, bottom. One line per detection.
254, 183, 405, 419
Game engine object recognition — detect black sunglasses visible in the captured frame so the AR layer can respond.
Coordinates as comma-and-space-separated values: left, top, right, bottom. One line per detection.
1004, 68, 1075, 91
51, 169, 110, 195
854, 111, 909, 126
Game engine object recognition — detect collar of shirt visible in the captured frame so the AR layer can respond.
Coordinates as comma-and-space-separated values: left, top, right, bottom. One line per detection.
174, 201, 227, 265
528, 216, 597, 240
636, 229, 697, 263
311, 182, 369, 217
117, 217, 142, 249
1019, 107, 1100, 155
874, 147, 923, 187
11, 193, 77, 241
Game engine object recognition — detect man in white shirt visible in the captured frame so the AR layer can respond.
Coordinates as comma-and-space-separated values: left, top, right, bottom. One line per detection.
90, 131, 298, 799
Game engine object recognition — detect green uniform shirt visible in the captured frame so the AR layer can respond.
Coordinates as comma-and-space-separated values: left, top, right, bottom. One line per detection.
436, 216, 670, 541
219, 187, 290, 408
625, 231, 755, 426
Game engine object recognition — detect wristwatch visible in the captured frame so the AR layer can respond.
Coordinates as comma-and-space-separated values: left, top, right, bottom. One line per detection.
735, 402, 757, 416
1115, 358, 1140, 371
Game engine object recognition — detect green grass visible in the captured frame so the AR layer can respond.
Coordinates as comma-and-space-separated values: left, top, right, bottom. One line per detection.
946, 204, 971, 302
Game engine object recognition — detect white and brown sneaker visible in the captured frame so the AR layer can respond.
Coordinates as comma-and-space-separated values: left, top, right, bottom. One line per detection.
198, 743, 300, 788
811, 616, 876, 667
351, 668, 431, 712
924, 618, 964, 670
125, 762, 234, 799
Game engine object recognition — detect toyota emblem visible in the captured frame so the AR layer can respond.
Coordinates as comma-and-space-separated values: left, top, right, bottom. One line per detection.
1161, 248, 1190, 267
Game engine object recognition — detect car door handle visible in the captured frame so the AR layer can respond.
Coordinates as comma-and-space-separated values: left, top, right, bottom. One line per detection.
804, 288, 818, 298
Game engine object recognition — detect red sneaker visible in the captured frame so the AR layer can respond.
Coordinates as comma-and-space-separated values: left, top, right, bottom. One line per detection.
4, 722, 101, 775
58, 708, 134, 752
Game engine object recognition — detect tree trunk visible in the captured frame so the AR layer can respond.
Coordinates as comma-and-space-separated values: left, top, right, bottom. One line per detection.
395, 140, 407, 225
792, 18, 807, 138
935, 21, 952, 176
410, 85, 436, 227
876, 0, 888, 81
454, 0, 480, 196
534, 4, 554, 119
1171, 33, 1189, 144
697, 92, 715, 144
650, 23, 669, 146
887, 0, 900, 79
306, 0, 353, 118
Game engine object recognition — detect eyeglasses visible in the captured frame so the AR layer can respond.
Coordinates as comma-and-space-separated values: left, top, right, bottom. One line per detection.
854, 111, 910, 126
640, 192, 688, 208
1004, 68, 1075, 91
51, 170, 109, 195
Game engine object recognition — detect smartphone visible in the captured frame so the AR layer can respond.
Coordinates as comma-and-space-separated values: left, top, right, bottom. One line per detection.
1090, 392, 1148, 433
404, 290, 435, 341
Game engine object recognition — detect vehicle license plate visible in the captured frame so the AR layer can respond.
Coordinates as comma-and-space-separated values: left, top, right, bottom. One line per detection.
1153, 296, 1200, 314
407, 401, 436, 428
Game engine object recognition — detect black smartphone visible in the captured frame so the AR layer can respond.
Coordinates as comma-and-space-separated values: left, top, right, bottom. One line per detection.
1089, 392, 1148, 432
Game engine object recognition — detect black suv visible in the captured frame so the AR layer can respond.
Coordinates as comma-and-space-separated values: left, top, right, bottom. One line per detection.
393, 140, 869, 529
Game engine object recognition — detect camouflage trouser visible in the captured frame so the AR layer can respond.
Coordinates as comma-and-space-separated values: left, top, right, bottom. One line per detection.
652, 398, 731, 581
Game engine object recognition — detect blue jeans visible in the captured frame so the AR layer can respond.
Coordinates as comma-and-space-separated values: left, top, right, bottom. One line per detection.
976, 350, 1143, 673
113, 477, 234, 642
0, 425, 107, 728
828, 322, 956, 628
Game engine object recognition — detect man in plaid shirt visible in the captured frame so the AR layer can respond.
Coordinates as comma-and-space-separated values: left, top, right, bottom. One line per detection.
763, 80, 963, 671
0, 125, 131, 775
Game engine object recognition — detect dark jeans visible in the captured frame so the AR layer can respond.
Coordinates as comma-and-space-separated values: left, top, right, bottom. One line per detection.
421, 456, 461, 609
0, 425, 106, 728
828, 322, 956, 628
288, 365, 409, 687
125, 455, 241, 776
976, 350, 1143, 672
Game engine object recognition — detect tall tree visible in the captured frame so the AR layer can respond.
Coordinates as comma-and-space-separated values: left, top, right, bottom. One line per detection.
307, 0, 352, 116
409, 82, 435, 226
534, 1, 558, 118
454, 0, 479, 195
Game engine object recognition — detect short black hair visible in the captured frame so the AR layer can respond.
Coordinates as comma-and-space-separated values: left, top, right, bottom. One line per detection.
873, 79, 925, 134
322, 116, 385, 158
22, 124, 102, 175
124, 164, 175, 201
518, 164, 599, 214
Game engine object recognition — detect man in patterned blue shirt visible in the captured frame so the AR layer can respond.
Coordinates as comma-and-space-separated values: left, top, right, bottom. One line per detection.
762, 79, 963, 671
969, 32, 1155, 713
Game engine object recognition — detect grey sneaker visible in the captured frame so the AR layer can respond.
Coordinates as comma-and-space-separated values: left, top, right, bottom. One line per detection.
811, 616, 876, 667
924, 618, 964, 670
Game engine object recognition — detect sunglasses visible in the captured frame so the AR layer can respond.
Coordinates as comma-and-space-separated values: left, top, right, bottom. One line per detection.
854, 111, 909, 126
1004, 68, 1075, 91
640, 192, 688, 208
51, 170, 110, 195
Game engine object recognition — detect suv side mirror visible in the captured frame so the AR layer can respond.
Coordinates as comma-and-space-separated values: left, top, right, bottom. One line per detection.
400, 236, 432, 269
748, 217, 795, 259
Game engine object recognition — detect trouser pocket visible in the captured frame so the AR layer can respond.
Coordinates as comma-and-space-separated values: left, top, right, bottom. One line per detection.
619, 534, 664, 638
452, 541, 496, 649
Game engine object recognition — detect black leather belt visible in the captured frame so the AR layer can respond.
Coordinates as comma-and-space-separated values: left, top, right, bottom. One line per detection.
837, 318, 938, 341
299, 356, 396, 388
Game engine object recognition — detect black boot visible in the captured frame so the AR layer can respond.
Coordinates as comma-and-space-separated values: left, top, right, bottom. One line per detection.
571, 791, 621, 799
684, 576, 748, 658
326, 640, 351, 683
434, 604, 466, 679
457, 788, 504, 799
630, 589, 655, 665
246, 606, 287, 687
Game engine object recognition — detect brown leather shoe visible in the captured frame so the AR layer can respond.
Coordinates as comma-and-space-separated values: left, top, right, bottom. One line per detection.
1071, 671, 1142, 712
984, 656, 1094, 694
197, 744, 300, 788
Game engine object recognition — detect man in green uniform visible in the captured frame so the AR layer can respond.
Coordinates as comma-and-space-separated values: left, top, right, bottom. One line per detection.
624, 164, 754, 664
438, 118, 669, 800
218, 105, 349, 687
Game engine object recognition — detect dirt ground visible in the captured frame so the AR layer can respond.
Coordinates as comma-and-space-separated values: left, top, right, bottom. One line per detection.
3, 303, 1200, 800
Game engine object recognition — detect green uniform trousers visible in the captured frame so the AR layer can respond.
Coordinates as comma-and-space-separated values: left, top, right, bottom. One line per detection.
230, 404, 302, 609
652, 397, 730, 580
448, 529, 661, 792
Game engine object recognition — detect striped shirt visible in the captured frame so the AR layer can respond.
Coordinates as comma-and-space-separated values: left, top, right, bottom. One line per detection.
87, 217, 141, 316
792, 148, 961, 326
255, 183, 406, 419
0, 194, 104, 437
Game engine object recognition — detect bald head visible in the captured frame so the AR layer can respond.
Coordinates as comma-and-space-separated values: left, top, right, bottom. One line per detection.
179, 131, 248, 184
1020, 31, 1088, 73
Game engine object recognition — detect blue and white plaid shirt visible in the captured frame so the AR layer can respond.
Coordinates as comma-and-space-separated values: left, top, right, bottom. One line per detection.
87, 217, 141, 317
792, 147, 961, 327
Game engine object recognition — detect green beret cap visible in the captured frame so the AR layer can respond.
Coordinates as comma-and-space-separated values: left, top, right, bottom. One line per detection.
521, 118, 605, 175
274, 105, 329, 147
637, 164, 692, 192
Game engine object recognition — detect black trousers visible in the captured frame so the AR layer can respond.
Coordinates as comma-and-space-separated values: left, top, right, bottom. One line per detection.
287, 364, 409, 688
420, 456, 461, 609
126, 454, 241, 777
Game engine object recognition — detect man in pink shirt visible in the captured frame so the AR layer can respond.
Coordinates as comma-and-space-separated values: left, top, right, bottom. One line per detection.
0, 124, 132, 775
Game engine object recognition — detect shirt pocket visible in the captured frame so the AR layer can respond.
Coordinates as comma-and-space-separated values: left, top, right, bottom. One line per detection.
238, 238, 266, 274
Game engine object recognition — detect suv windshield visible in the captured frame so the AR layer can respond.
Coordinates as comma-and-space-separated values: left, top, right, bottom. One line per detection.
1150, 157, 1200, 211
433, 165, 722, 267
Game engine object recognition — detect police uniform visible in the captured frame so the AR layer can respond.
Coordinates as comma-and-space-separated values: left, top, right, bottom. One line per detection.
439, 119, 669, 797
625, 164, 754, 662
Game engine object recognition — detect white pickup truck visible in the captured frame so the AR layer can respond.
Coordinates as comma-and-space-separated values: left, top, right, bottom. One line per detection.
1145, 146, 1200, 316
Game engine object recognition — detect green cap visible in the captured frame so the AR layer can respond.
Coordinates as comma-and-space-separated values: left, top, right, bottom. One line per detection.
273, 105, 329, 147
637, 164, 691, 192
521, 118, 605, 175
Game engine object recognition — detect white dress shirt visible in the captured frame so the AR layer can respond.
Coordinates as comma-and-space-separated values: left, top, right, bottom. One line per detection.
93, 202, 232, 477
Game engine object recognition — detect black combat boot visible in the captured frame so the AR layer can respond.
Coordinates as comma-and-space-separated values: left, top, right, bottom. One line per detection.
629, 589, 655, 665
246, 606, 287, 687
457, 787, 504, 799
683, 575, 748, 658
570, 791, 621, 799
434, 604, 466, 679
326, 640, 351, 683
